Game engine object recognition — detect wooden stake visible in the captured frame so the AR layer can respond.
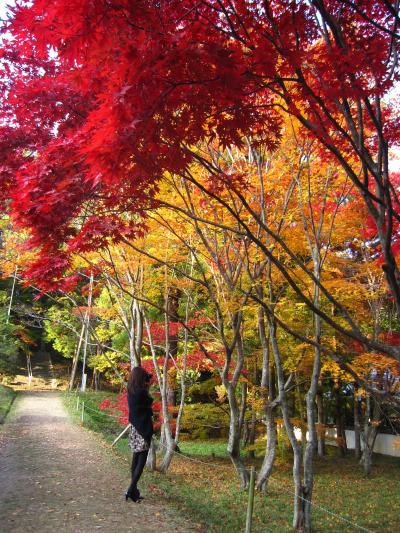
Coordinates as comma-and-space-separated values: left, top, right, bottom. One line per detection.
111, 424, 131, 447
6, 265, 18, 324
245, 466, 256, 533
81, 272, 93, 392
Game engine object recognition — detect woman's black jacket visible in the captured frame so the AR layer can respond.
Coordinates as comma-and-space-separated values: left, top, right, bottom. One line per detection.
127, 388, 154, 445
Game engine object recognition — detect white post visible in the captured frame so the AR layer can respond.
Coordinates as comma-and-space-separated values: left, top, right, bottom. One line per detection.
81, 272, 94, 392
81, 401, 85, 423
81, 373, 87, 392
76, 396, 80, 411
69, 320, 86, 391
111, 424, 131, 447
27, 355, 33, 387
6, 265, 18, 324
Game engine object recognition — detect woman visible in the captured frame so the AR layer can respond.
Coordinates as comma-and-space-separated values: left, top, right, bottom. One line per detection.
125, 366, 153, 502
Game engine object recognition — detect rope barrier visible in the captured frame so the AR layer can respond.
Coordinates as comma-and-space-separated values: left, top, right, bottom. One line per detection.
266, 476, 375, 533
68, 393, 377, 532
82, 403, 122, 420
154, 437, 233, 470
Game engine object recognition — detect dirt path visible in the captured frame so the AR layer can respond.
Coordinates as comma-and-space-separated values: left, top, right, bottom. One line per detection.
0, 392, 197, 533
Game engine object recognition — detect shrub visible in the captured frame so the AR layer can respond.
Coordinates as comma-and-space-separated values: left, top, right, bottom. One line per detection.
180, 403, 230, 440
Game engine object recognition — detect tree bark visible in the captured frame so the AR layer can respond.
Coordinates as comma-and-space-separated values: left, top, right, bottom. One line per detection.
268, 317, 305, 530
247, 410, 256, 459
316, 391, 326, 457
166, 288, 181, 406
256, 300, 278, 490
226, 382, 249, 488
146, 439, 157, 471
301, 262, 323, 532
69, 320, 85, 391
360, 395, 381, 476
256, 405, 277, 491
353, 386, 362, 460
334, 381, 347, 457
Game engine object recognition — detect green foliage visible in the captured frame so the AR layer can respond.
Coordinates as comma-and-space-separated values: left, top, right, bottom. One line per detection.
89, 350, 125, 384
0, 306, 21, 377
187, 375, 220, 403
0, 384, 16, 422
44, 303, 80, 359
180, 403, 230, 440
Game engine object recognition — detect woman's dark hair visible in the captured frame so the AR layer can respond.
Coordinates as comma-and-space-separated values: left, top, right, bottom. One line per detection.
127, 366, 152, 394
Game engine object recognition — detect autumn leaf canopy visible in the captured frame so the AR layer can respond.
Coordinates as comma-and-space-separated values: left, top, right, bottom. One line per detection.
0, 1, 398, 288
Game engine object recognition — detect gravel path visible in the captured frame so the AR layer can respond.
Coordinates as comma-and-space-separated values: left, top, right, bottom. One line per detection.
0, 392, 196, 533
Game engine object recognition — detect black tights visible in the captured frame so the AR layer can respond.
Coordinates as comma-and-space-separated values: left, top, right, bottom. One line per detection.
128, 450, 149, 494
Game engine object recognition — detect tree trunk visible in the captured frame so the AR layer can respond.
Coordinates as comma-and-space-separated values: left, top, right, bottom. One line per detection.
146, 439, 157, 471
144, 313, 176, 473
360, 396, 381, 476
226, 383, 249, 488
166, 288, 181, 406
256, 405, 277, 491
316, 391, 326, 457
353, 386, 361, 460
69, 320, 85, 391
268, 317, 305, 530
301, 266, 322, 533
247, 410, 256, 459
302, 355, 321, 532
334, 382, 347, 457
239, 382, 247, 440
256, 300, 278, 488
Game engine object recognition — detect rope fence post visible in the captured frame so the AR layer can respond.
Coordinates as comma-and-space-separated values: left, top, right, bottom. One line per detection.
76, 396, 80, 411
81, 401, 85, 424
245, 466, 256, 533
112, 424, 131, 447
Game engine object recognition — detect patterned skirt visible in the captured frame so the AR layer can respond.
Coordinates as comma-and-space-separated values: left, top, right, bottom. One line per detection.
128, 425, 150, 453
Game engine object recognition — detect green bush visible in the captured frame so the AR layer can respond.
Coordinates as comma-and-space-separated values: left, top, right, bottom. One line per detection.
187, 375, 220, 402
180, 402, 230, 440
0, 384, 16, 423
0, 311, 21, 378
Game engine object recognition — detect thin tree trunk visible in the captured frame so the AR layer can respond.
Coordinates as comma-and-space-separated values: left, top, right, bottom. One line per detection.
226, 382, 249, 488
146, 439, 157, 471
247, 410, 256, 459
256, 405, 277, 491
69, 320, 85, 391
302, 264, 323, 532
166, 288, 181, 406
239, 382, 247, 440
334, 381, 347, 457
256, 300, 278, 490
160, 305, 176, 472
353, 385, 361, 460
269, 317, 305, 530
302, 341, 320, 530
144, 313, 175, 472
174, 259, 192, 447
360, 396, 381, 476
316, 391, 326, 457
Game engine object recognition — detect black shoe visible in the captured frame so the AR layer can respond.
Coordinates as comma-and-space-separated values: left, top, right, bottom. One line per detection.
125, 489, 143, 503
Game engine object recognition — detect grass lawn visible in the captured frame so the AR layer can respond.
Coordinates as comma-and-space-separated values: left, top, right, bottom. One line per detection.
63, 392, 400, 532
0, 384, 16, 423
